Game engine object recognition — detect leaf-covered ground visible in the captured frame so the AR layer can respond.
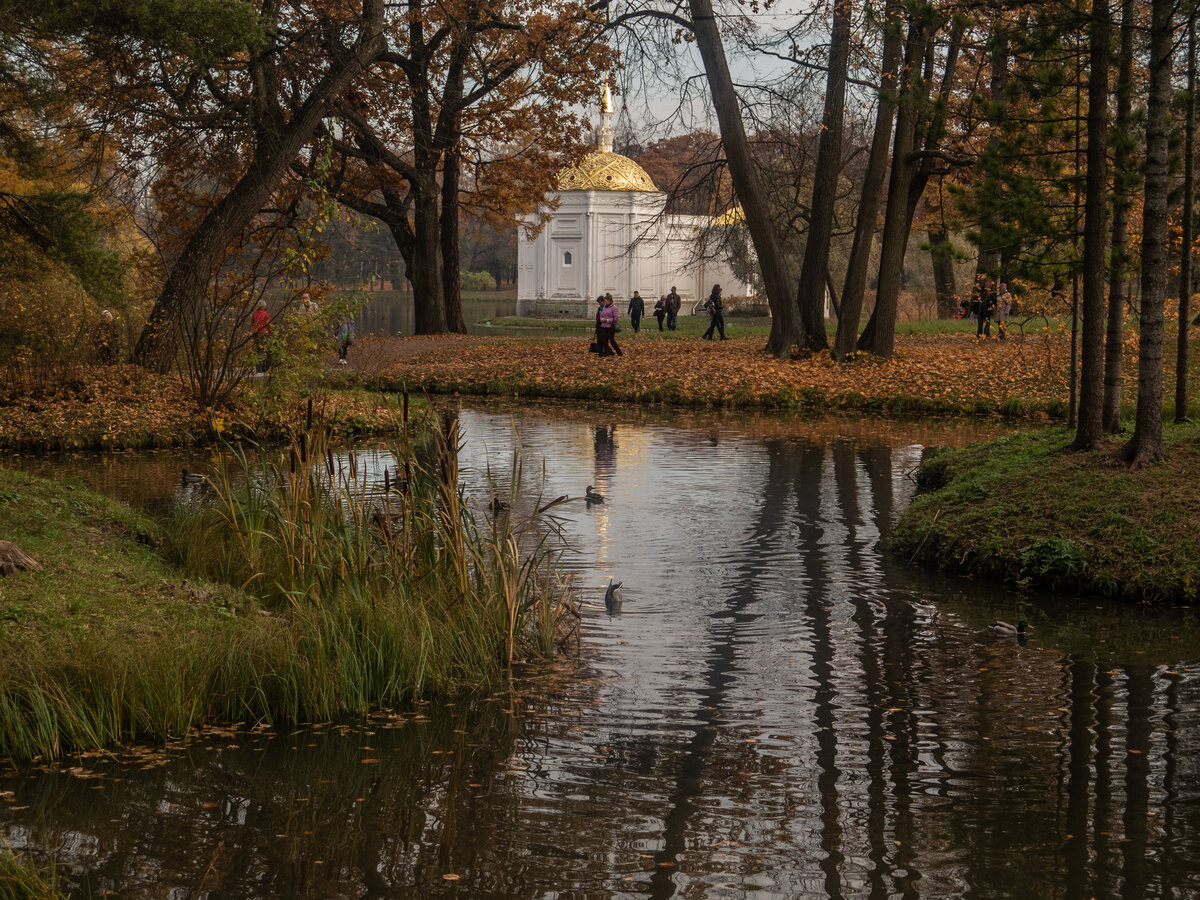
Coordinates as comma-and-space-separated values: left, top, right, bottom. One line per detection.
352, 331, 1088, 418
0, 365, 409, 451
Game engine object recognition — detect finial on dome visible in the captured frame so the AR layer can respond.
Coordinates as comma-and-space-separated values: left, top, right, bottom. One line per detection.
598, 78, 614, 153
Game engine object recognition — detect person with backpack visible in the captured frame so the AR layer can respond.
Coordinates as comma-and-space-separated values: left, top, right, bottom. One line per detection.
702, 284, 727, 340
665, 286, 681, 330
976, 282, 997, 339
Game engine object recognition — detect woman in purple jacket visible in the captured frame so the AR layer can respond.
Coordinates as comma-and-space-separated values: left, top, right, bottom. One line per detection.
598, 294, 623, 357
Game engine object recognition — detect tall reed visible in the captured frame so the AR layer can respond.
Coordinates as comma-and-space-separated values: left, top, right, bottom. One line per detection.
0, 398, 577, 762
0, 841, 63, 900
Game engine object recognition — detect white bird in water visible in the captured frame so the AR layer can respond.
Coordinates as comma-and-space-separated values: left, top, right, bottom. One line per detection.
604, 579, 623, 612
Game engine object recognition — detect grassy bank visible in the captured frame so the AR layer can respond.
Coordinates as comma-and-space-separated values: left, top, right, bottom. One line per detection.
0, 416, 574, 762
891, 423, 1200, 603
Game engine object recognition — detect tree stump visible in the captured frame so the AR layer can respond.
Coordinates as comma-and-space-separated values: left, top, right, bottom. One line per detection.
0, 541, 42, 577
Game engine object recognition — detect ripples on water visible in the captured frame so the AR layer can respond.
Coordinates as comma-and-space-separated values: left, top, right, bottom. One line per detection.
5, 403, 1200, 898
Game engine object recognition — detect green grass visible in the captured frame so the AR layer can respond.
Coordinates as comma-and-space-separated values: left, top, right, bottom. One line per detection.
0, 410, 576, 762
893, 421, 1200, 603
0, 844, 63, 900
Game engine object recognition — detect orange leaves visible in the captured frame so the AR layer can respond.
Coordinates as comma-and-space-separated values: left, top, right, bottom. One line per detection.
365, 332, 1076, 415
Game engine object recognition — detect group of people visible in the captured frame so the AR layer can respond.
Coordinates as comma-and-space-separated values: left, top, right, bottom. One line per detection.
251, 291, 355, 373
591, 283, 728, 356
959, 277, 1015, 340
651, 288, 682, 331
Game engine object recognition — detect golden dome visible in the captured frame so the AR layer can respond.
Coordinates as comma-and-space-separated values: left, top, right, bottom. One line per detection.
556, 151, 658, 193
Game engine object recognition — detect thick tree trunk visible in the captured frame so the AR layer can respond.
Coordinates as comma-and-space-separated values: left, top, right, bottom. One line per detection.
689, 0, 799, 357
1071, 0, 1111, 450
858, 17, 928, 358
1177, 13, 1196, 422
976, 25, 1009, 278
929, 229, 957, 318
411, 183, 448, 333
133, 5, 385, 369
1116, 0, 1172, 468
1103, 0, 1136, 433
835, 0, 902, 359
794, 0, 852, 351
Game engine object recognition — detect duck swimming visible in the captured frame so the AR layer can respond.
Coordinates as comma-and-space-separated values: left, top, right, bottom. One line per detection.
181, 468, 207, 485
990, 620, 1031, 637
585, 485, 605, 504
604, 579, 623, 612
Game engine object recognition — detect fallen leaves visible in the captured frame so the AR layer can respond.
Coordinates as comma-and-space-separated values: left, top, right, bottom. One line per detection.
360, 332, 1083, 416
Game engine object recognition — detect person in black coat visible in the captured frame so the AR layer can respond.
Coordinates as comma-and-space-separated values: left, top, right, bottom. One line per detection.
627, 291, 645, 332
653, 295, 666, 331
702, 284, 727, 340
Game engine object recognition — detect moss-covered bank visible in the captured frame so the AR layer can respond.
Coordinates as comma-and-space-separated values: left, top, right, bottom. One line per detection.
892, 424, 1200, 603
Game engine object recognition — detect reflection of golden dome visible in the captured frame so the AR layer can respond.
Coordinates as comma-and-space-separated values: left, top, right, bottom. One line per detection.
556, 151, 658, 192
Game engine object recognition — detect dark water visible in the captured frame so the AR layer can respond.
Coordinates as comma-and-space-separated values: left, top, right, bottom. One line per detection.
5, 404, 1200, 898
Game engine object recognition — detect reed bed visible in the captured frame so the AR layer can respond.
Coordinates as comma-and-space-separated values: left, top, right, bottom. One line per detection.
0, 842, 63, 900
0, 399, 577, 761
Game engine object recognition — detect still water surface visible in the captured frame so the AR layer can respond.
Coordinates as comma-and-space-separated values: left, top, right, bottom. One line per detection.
5, 404, 1200, 898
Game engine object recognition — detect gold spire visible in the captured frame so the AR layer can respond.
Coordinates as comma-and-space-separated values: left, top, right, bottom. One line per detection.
599, 78, 614, 153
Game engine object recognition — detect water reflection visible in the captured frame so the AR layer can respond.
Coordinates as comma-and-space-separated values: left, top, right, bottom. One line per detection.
5, 404, 1200, 898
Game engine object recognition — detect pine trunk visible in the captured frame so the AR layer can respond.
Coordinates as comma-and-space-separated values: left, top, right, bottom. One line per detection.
1116, 0, 1172, 468
1103, 0, 1136, 433
1071, 0, 1111, 450
1176, 14, 1196, 422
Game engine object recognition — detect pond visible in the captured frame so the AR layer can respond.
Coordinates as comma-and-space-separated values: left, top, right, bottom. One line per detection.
4, 403, 1200, 898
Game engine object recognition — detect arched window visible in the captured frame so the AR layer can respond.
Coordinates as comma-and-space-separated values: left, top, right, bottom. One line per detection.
563, 251, 573, 266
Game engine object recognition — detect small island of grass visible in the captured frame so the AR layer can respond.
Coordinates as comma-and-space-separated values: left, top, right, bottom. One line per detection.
892, 422, 1200, 604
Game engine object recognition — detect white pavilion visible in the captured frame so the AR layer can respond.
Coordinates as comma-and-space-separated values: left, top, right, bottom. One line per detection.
515, 87, 755, 318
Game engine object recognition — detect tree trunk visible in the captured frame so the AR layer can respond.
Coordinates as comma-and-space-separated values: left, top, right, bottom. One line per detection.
411, 182, 448, 333
1071, 0, 1111, 450
133, 5, 385, 369
1116, 0, 1173, 468
835, 0, 902, 359
929, 228, 957, 318
689, 0, 799, 357
1103, 0, 1136, 433
858, 15, 928, 358
1177, 11, 1196, 422
794, 0, 852, 351
976, 24, 1009, 278
441, 143, 467, 333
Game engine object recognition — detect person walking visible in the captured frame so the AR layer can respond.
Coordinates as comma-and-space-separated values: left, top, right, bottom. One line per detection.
334, 313, 355, 364
665, 286, 681, 331
251, 299, 272, 372
994, 282, 1012, 340
598, 293, 622, 356
653, 295, 666, 331
702, 283, 727, 340
627, 291, 645, 333
976, 280, 997, 339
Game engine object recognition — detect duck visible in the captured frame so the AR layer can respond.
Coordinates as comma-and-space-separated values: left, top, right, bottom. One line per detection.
604, 578, 623, 612
181, 468, 208, 485
990, 619, 1031, 637
490, 496, 510, 514
585, 485, 605, 504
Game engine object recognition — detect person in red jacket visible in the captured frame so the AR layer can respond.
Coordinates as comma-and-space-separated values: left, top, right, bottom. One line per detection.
251, 300, 271, 372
